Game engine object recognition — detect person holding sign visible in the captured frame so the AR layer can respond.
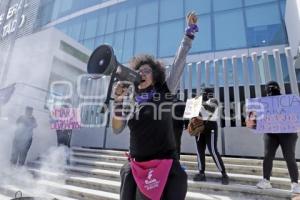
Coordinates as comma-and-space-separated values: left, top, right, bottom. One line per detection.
246, 81, 300, 193
187, 88, 229, 185
112, 12, 198, 200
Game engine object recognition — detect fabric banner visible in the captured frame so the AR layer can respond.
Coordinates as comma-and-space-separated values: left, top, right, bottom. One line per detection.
246, 94, 300, 133
131, 159, 173, 200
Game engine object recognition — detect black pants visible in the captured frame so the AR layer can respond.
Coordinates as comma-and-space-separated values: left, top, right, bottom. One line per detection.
10, 137, 32, 166
56, 129, 72, 147
263, 133, 299, 183
194, 121, 226, 174
120, 159, 187, 200
173, 127, 183, 160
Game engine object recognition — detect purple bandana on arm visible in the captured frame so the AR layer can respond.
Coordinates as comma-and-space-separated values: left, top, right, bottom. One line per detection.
135, 89, 156, 104
185, 24, 199, 39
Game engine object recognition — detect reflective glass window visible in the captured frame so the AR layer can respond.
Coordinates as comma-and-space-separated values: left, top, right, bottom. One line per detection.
52, 0, 61, 20
114, 32, 125, 61
105, 11, 116, 34
235, 58, 244, 85
97, 9, 107, 36
104, 34, 114, 46
59, 0, 73, 14
247, 57, 255, 85
160, 0, 183, 22
225, 59, 234, 86
246, 3, 287, 46
280, 54, 289, 83
137, 1, 158, 26
122, 30, 134, 63
159, 20, 184, 57
83, 38, 95, 50
185, 0, 211, 15
256, 56, 266, 84
214, 10, 246, 50
116, 6, 136, 31
95, 37, 104, 47
84, 13, 98, 39
213, 0, 242, 11
245, 0, 276, 6
246, 4, 281, 27
135, 25, 158, 56
280, 0, 286, 19
190, 14, 212, 53
69, 18, 83, 41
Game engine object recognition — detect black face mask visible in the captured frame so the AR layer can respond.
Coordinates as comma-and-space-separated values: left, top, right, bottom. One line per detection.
202, 92, 214, 101
266, 86, 281, 96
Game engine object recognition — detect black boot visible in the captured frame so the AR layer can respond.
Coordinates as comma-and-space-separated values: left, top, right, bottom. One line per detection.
221, 173, 229, 185
193, 172, 206, 182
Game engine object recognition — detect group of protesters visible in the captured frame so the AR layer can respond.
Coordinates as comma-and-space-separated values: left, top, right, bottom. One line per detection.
8, 10, 300, 200
111, 11, 300, 200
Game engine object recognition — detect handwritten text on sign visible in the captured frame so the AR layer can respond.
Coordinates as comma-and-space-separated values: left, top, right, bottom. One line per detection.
246, 94, 300, 133
50, 108, 81, 130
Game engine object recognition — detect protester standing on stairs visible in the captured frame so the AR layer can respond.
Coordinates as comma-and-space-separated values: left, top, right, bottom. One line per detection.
10, 106, 37, 166
246, 81, 300, 194
187, 88, 229, 185
112, 11, 198, 200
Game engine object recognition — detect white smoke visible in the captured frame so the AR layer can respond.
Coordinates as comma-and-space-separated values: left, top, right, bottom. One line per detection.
0, 27, 75, 199
0, 121, 69, 199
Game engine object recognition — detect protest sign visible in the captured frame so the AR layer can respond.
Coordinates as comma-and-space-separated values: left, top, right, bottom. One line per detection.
183, 96, 218, 120
246, 94, 300, 133
183, 96, 203, 119
50, 107, 81, 130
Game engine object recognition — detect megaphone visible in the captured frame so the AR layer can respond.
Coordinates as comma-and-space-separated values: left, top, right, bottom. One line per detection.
87, 45, 141, 85
87, 44, 141, 105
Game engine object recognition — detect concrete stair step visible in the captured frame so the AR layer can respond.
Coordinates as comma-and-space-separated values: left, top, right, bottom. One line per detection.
0, 183, 77, 200
29, 160, 293, 190
181, 160, 296, 178
0, 193, 12, 200
28, 167, 292, 200
38, 180, 119, 200
65, 156, 295, 178
71, 147, 300, 168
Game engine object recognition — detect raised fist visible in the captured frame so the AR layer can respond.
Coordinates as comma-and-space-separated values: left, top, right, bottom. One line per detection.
185, 11, 199, 39
187, 11, 198, 25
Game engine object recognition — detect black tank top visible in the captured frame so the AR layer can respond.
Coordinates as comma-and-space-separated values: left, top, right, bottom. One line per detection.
128, 84, 177, 161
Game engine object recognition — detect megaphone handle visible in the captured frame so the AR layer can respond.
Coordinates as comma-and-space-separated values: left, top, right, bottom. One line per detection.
104, 71, 118, 106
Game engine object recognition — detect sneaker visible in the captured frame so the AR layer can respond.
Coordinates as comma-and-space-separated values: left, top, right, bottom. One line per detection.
221, 174, 229, 185
256, 179, 272, 189
291, 182, 300, 194
193, 173, 206, 182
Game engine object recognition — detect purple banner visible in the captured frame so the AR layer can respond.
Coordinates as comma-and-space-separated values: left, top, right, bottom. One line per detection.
246, 94, 300, 133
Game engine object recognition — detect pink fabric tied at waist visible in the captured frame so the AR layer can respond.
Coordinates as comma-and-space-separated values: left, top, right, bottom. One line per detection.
130, 159, 173, 200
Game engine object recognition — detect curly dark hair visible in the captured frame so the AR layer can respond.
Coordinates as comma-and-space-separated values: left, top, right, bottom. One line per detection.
129, 54, 166, 87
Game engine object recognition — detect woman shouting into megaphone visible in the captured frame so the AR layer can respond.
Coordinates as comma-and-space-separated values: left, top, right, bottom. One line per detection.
112, 11, 198, 200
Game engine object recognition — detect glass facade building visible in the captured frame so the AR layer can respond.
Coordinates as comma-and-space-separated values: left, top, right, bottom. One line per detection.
38, 0, 288, 63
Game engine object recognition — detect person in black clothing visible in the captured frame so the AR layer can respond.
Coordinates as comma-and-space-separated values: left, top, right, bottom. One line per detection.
56, 129, 72, 147
246, 81, 300, 193
112, 12, 198, 200
172, 99, 189, 160
187, 88, 229, 185
11, 106, 37, 166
